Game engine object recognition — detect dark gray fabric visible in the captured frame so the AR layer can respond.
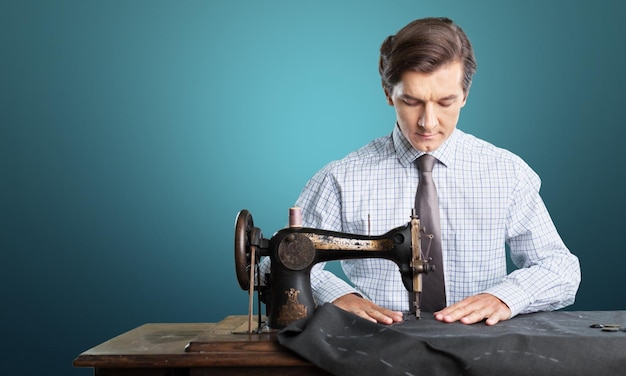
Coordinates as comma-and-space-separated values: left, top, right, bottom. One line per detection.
277, 303, 626, 376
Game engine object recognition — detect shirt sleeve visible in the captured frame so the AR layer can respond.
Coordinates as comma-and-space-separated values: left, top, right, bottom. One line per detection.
294, 165, 362, 305
485, 164, 581, 317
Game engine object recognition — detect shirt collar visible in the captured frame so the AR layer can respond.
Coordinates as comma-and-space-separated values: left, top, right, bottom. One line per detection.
392, 123, 460, 168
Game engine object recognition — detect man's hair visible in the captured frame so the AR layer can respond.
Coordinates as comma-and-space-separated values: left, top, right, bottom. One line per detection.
379, 17, 477, 95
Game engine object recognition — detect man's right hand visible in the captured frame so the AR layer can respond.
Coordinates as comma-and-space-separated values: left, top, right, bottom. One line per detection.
332, 293, 404, 325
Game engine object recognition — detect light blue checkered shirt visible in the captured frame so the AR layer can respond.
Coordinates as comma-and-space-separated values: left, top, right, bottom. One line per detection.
292, 125, 580, 317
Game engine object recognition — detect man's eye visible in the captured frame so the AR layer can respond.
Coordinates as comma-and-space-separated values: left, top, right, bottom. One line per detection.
439, 101, 454, 108
402, 99, 421, 106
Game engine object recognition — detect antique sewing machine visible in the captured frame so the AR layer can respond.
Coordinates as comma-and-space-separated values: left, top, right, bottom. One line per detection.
233, 208, 435, 331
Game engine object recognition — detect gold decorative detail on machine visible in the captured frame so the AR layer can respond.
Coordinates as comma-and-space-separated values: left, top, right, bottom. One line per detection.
277, 288, 308, 327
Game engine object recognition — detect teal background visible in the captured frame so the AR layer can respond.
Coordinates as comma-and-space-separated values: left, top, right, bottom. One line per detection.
1, 1, 625, 375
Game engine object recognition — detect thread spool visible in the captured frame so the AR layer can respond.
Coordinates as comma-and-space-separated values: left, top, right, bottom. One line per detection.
289, 207, 303, 228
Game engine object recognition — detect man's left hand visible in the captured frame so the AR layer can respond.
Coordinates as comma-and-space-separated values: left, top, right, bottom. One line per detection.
434, 293, 511, 325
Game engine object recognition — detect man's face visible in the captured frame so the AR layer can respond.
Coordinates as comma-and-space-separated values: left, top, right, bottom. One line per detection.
386, 61, 468, 152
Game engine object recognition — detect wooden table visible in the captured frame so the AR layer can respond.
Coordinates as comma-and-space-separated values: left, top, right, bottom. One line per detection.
73, 316, 330, 375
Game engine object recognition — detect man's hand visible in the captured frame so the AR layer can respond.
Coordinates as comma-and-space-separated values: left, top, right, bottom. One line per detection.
434, 293, 511, 325
332, 293, 404, 324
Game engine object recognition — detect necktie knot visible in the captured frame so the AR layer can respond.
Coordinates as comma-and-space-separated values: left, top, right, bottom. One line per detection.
417, 154, 436, 173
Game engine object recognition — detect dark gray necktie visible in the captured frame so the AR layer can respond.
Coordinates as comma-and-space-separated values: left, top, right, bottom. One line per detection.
414, 154, 446, 312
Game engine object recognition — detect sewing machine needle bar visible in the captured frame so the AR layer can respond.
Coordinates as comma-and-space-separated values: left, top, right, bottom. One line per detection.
414, 292, 421, 319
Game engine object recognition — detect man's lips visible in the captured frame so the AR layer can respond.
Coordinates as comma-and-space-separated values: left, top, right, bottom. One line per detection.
416, 132, 438, 139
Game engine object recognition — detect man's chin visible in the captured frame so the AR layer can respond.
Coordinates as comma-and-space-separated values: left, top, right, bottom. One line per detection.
412, 140, 442, 152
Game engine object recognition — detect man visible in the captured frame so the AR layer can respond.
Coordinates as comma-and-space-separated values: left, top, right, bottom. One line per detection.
292, 17, 580, 325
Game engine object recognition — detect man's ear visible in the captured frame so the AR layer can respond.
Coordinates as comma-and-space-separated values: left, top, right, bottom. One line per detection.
383, 85, 394, 106
461, 89, 470, 108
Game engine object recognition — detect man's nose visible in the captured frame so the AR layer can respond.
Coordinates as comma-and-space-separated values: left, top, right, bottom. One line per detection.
419, 103, 438, 131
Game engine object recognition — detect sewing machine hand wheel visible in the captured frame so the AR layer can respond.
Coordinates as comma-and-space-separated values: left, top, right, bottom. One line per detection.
234, 209, 260, 290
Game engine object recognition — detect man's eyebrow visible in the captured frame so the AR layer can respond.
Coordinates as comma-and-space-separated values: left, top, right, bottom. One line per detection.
439, 94, 459, 101
400, 93, 459, 101
399, 94, 423, 102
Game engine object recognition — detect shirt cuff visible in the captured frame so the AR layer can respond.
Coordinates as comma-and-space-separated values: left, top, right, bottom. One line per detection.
483, 282, 532, 318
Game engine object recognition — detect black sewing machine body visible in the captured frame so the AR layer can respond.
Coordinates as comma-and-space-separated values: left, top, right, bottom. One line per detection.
234, 209, 432, 330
